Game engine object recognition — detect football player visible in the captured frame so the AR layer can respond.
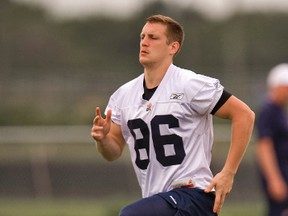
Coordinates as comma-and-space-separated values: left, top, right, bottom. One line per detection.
91, 14, 255, 216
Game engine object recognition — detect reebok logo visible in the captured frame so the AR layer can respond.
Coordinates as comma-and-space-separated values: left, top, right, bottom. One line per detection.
170, 93, 184, 100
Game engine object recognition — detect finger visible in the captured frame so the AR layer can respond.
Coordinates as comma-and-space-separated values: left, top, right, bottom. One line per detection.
105, 109, 112, 123
93, 107, 103, 126
204, 182, 215, 193
91, 124, 104, 132
93, 115, 100, 126
91, 125, 104, 140
91, 132, 103, 141
214, 188, 228, 214
96, 107, 101, 117
213, 192, 223, 214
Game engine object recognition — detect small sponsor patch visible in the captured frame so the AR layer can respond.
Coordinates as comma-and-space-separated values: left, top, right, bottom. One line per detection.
170, 93, 184, 100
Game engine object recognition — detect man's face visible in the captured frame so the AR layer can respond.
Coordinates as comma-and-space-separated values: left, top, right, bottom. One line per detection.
139, 22, 175, 66
275, 85, 288, 104
282, 86, 288, 102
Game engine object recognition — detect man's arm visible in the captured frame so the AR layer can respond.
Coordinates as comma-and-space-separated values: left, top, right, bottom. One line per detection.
256, 138, 288, 202
91, 107, 126, 161
205, 95, 255, 214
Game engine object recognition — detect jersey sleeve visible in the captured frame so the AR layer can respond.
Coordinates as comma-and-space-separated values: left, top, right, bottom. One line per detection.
189, 74, 224, 115
105, 94, 122, 125
104, 74, 143, 126
210, 90, 232, 115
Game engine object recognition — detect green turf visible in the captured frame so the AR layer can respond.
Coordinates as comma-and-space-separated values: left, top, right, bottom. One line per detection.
220, 201, 264, 216
0, 198, 104, 216
0, 198, 264, 216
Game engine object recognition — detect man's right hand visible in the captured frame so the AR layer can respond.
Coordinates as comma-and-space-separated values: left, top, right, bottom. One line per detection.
91, 107, 112, 142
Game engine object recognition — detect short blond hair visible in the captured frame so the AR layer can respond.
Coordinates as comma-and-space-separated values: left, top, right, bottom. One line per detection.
146, 15, 184, 55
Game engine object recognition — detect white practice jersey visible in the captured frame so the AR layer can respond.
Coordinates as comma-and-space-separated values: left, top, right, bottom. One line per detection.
105, 64, 224, 198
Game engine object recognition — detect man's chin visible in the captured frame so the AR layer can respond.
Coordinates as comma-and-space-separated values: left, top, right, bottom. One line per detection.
139, 58, 148, 66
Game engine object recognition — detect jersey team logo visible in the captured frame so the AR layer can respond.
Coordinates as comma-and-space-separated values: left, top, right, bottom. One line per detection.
170, 93, 184, 100
146, 103, 152, 111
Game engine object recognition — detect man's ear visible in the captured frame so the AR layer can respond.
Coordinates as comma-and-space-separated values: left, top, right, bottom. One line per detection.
170, 41, 180, 56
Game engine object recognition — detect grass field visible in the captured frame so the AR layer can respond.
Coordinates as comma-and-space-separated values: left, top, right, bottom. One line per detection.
0, 197, 264, 216
0, 131, 263, 216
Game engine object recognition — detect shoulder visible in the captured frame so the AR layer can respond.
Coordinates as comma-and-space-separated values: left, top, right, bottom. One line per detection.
173, 65, 220, 85
171, 65, 222, 94
106, 73, 143, 120
112, 74, 143, 97
107, 73, 143, 111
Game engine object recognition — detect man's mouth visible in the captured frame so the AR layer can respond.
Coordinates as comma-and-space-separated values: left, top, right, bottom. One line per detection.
140, 50, 149, 55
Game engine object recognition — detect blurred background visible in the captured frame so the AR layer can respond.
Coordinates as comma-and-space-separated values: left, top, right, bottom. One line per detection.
1, 0, 288, 215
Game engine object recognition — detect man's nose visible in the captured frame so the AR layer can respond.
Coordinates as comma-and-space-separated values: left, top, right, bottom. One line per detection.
141, 37, 148, 46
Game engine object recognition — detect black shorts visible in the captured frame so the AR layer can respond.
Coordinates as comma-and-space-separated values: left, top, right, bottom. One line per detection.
119, 188, 217, 216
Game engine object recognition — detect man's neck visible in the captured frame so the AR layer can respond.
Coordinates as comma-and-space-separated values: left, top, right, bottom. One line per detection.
143, 62, 172, 89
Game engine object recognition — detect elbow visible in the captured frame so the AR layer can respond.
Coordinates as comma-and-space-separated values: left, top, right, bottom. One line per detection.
232, 104, 255, 127
241, 106, 255, 132
247, 107, 255, 126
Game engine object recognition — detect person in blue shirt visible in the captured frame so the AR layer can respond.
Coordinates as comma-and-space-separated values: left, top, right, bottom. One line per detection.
256, 63, 288, 216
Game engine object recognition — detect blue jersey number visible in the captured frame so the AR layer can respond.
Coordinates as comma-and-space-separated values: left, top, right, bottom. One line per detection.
127, 115, 185, 170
